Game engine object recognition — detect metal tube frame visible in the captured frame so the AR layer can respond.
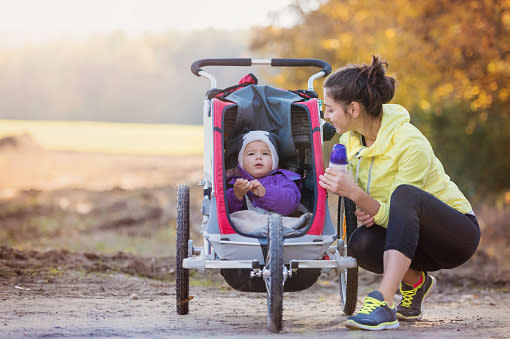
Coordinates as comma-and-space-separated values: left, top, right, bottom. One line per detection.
182, 245, 357, 272
196, 59, 327, 92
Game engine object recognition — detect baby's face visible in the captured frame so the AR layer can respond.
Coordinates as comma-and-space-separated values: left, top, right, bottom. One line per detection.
242, 141, 273, 178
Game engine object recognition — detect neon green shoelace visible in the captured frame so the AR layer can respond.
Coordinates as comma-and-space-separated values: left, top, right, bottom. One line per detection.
400, 288, 418, 307
358, 296, 386, 315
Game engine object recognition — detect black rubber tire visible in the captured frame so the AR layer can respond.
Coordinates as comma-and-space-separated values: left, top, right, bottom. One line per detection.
176, 184, 190, 315
267, 215, 284, 333
339, 197, 359, 315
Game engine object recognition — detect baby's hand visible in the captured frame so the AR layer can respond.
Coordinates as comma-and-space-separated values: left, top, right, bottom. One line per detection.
233, 178, 252, 200
250, 180, 266, 197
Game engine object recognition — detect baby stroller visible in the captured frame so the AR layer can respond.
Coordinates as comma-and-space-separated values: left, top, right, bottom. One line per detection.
176, 58, 358, 333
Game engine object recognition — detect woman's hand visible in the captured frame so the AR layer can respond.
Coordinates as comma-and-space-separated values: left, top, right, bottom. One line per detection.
233, 178, 252, 200
250, 179, 266, 197
320, 166, 382, 221
355, 209, 375, 227
319, 167, 360, 200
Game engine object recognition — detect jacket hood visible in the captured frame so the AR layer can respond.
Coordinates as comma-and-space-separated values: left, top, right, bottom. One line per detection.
345, 104, 410, 159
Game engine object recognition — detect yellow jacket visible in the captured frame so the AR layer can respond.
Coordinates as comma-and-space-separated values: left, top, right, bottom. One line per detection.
339, 104, 472, 228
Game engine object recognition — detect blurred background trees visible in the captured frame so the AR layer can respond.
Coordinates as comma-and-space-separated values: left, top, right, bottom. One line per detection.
1, 0, 509, 201
251, 0, 510, 201
0, 30, 250, 125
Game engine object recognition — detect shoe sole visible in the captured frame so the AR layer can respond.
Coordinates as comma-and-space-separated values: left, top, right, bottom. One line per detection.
345, 319, 400, 331
397, 275, 437, 321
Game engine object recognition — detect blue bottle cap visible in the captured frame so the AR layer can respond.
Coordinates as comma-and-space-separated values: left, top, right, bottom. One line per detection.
330, 144, 348, 165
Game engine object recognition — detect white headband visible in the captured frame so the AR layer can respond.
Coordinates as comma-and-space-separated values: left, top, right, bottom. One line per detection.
238, 130, 279, 171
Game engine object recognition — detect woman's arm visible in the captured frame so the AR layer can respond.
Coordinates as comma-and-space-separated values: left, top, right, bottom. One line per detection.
319, 132, 434, 227
319, 168, 380, 217
371, 137, 433, 226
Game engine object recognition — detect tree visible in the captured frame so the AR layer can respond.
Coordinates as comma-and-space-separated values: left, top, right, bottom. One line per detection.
251, 0, 510, 198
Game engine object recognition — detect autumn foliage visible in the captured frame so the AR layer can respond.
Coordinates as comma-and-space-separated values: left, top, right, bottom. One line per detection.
251, 0, 510, 199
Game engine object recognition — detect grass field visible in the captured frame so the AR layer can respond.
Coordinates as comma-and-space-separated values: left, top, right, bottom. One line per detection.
0, 120, 203, 155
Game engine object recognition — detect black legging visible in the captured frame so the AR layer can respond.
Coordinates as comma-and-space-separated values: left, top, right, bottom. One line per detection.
348, 184, 481, 274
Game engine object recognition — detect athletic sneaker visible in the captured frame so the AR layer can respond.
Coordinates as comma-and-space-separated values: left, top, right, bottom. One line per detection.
397, 271, 437, 320
345, 290, 399, 330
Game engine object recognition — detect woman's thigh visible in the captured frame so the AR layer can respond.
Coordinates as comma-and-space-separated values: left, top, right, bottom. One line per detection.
348, 185, 480, 273
348, 225, 386, 274
386, 185, 480, 270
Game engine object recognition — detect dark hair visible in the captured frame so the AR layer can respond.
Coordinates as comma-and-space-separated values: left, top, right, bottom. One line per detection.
324, 56, 396, 117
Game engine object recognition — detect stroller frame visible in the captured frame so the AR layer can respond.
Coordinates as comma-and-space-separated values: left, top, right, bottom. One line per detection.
177, 58, 358, 333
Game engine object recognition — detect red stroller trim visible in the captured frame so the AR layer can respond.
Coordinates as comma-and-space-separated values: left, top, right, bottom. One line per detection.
212, 99, 235, 234
213, 98, 327, 235
298, 99, 326, 235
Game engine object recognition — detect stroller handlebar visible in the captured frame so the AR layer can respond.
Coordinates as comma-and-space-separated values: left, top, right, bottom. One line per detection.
270, 58, 331, 75
191, 58, 332, 77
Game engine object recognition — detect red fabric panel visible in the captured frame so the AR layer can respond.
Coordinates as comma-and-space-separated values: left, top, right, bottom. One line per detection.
213, 99, 237, 234
296, 99, 326, 235
213, 98, 327, 236
238, 73, 257, 85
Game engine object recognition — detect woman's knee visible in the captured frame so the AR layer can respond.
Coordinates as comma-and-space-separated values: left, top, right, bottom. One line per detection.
390, 184, 422, 204
349, 226, 376, 255
348, 226, 386, 274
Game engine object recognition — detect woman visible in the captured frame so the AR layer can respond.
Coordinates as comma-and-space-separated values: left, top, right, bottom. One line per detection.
318, 56, 480, 331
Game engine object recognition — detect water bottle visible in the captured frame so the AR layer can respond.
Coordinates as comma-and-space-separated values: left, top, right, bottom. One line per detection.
329, 144, 348, 172
329, 144, 359, 226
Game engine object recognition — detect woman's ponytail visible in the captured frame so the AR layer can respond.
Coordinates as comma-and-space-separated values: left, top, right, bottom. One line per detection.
325, 55, 396, 117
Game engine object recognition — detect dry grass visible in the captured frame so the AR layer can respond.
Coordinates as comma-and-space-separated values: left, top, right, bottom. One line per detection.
0, 120, 203, 155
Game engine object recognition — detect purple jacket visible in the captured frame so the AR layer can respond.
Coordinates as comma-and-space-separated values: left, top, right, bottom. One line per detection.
226, 166, 302, 216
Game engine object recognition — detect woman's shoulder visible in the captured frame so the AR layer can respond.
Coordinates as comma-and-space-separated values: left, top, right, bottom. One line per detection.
393, 122, 431, 148
389, 123, 435, 163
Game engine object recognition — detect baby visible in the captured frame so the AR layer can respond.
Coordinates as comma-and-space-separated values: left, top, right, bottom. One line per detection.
226, 130, 301, 216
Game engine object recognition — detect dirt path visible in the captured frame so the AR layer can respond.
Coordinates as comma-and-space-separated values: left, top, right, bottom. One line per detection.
0, 136, 509, 337
1, 266, 509, 338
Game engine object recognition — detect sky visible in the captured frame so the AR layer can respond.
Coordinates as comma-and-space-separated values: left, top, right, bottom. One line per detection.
0, 0, 314, 46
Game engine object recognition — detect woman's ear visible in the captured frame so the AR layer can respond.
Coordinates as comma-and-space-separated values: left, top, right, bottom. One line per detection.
350, 102, 361, 118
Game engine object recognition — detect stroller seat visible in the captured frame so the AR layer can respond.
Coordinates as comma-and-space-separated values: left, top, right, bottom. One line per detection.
203, 83, 337, 266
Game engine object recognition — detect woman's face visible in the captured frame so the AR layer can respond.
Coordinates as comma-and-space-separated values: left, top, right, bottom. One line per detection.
323, 88, 352, 135
242, 141, 273, 178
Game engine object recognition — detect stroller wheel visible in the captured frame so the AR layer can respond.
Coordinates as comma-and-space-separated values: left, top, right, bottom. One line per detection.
338, 197, 359, 315
266, 215, 284, 333
176, 184, 190, 315
340, 265, 358, 315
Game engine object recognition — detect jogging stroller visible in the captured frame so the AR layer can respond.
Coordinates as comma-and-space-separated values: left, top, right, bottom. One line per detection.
176, 58, 359, 333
